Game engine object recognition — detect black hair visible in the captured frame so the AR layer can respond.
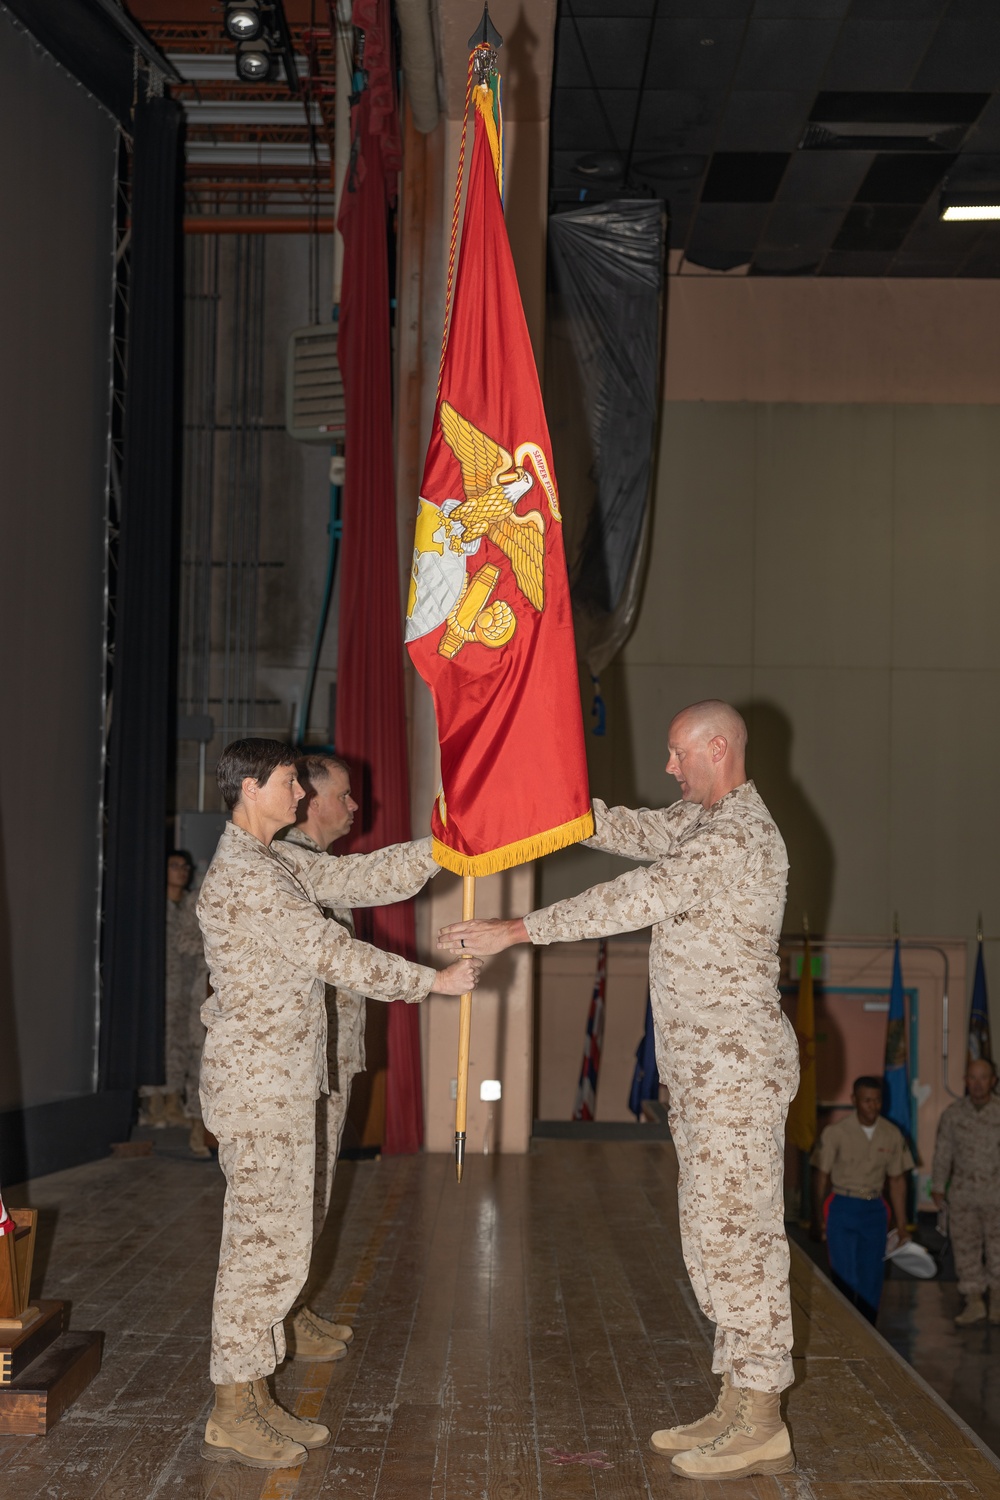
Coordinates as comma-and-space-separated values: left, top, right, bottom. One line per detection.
217, 738, 298, 811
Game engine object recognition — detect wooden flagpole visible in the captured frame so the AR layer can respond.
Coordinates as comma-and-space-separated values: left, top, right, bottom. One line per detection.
454, 874, 476, 1181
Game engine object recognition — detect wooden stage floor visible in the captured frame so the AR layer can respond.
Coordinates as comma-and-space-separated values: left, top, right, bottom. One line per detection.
3, 1137, 999, 1499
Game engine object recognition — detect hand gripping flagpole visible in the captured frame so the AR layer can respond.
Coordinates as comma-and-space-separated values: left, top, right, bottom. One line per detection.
454, 874, 476, 1181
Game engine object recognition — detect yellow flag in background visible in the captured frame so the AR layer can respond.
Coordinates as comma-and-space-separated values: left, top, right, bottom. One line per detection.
786, 939, 818, 1152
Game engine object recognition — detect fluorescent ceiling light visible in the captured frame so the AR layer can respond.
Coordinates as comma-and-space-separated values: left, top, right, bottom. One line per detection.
940, 203, 1000, 221
940, 191, 1000, 221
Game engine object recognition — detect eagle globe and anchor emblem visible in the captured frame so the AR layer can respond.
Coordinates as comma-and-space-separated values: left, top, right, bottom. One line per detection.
406, 401, 561, 659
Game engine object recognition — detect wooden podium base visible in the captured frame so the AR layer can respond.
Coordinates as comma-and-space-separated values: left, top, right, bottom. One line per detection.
0, 1300, 102, 1434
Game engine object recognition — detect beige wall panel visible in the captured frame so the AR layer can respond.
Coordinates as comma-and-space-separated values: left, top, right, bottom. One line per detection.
422, 863, 534, 1155
753, 405, 894, 669
535, 938, 651, 1122
889, 670, 1000, 937
748, 668, 891, 937
664, 280, 1000, 404
626, 404, 757, 668
890, 407, 1000, 672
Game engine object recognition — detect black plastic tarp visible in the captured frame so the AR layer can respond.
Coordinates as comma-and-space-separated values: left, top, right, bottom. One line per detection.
548, 199, 667, 675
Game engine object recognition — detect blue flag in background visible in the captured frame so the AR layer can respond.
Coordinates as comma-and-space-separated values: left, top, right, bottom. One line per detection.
883, 939, 910, 1141
968, 938, 992, 1065
629, 993, 659, 1119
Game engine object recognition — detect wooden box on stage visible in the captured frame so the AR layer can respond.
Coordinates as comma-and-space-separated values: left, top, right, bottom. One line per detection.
0, 1209, 102, 1434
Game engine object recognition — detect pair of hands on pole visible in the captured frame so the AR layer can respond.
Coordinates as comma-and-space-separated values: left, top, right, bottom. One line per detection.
438, 916, 529, 963
428, 917, 527, 997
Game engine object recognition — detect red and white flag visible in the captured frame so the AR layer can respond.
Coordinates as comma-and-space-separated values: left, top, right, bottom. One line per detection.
406, 65, 592, 875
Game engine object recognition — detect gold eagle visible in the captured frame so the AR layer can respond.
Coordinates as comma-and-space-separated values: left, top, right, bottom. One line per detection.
439, 401, 545, 611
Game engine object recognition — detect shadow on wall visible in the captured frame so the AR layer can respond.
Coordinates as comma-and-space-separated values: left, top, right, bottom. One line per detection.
0, 797, 27, 1181
741, 699, 835, 937
503, 9, 542, 231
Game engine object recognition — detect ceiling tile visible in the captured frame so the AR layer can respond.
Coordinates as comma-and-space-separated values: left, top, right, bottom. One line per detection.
820, 249, 895, 273
559, 0, 656, 14
702, 150, 790, 199
855, 153, 955, 203
913, 16, 1000, 91
632, 88, 728, 152
759, 201, 847, 251
831, 203, 921, 251
776, 149, 875, 201
686, 202, 770, 267
750, 250, 823, 273
733, 18, 842, 90
550, 88, 640, 153
959, 96, 1000, 150
752, 0, 849, 15
554, 17, 657, 91
820, 18, 943, 90
646, 18, 748, 89
715, 89, 813, 149
887, 254, 959, 277
658, 0, 753, 15
847, 0, 946, 16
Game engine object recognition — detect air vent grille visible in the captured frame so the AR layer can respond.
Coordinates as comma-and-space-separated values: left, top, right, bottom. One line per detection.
285, 323, 345, 444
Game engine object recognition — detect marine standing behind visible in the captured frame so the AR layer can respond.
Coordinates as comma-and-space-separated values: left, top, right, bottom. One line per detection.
277, 753, 380, 1358
932, 1057, 1000, 1326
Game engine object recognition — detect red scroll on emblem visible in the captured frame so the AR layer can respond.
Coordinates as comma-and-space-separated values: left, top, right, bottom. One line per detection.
406, 86, 592, 876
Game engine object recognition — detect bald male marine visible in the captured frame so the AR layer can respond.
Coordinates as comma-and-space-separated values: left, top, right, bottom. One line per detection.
441, 701, 798, 1482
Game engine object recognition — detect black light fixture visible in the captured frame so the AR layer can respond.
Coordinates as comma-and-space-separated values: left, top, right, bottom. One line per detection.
224, 0, 298, 89
224, 1, 261, 42
235, 37, 276, 81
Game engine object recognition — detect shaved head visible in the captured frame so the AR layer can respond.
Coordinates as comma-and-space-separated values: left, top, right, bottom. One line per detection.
670, 700, 748, 754
665, 700, 748, 808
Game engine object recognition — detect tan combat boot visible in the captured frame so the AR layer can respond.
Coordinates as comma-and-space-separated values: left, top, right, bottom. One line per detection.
188, 1119, 211, 1159
284, 1305, 350, 1361
252, 1378, 330, 1449
650, 1373, 740, 1454
955, 1295, 987, 1326
162, 1091, 188, 1127
141, 1090, 167, 1128
202, 1381, 307, 1469
671, 1388, 794, 1479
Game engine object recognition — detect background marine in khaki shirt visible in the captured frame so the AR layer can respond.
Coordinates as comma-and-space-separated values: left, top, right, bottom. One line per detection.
811, 1076, 913, 1326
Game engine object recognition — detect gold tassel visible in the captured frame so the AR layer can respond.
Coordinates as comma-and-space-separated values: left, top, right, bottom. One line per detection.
432, 811, 595, 877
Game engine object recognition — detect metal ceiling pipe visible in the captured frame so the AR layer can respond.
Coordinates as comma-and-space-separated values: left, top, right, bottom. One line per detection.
184, 216, 334, 233
396, 0, 440, 134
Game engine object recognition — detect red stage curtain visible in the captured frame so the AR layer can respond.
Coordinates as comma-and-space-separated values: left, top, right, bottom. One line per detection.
336, 0, 422, 1154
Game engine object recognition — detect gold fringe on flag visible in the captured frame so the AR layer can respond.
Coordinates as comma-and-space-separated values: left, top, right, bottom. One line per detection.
432, 810, 595, 877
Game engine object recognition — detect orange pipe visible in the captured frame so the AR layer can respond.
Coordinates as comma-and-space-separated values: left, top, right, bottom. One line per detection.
183, 215, 334, 234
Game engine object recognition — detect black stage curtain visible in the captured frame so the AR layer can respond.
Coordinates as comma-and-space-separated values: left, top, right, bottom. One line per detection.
1, 0, 136, 125
100, 95, 184, 1091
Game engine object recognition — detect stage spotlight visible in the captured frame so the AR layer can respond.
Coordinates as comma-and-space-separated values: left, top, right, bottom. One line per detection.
224, 1, 261, 41
236, 38, 275, 81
